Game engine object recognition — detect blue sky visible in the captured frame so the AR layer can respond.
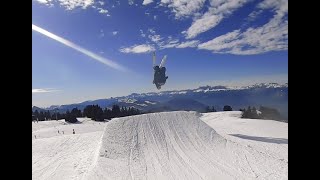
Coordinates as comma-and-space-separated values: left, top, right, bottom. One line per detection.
32, 0, 288, 107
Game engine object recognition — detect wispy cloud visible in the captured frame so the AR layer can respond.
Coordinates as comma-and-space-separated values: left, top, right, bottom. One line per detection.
99, 29, 104, 37
143, 0, 153, 6
57, 0, 94, 10
136, 0, 287, 55
246, 10, 263, 22
148, 34, 162, 43
148, 28, 156, 34
97, 7, 108, 14
176, 40, 200, 48
34, 0, 54, 6
159, 39, 199, 49
160, 0, 206, 19
32, 88, 60, 94
120, 44, 155, 54
137, 28, 200, 50
159, 0, 250, 39
97, 1, 104, 6
112, 31, 118, 35
185, 0, 250, 39
33, 0, 109, 15
140, 29, 146, 38
128, 0, 134, 5
197, 0, 288, 55
198, 19, 288, 55
32, 24, 127, 72
159, 38, 180, 49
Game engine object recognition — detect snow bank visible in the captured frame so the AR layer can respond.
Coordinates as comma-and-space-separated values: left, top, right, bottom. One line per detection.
87, 111, 287, 179
88, 111, 228, 180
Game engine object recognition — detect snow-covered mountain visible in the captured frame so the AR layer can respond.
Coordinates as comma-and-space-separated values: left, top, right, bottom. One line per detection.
42, 83, 288, 118
32, 106, 46, 112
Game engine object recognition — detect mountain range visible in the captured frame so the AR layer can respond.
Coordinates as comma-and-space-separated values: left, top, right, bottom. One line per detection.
32, 83, 288, 119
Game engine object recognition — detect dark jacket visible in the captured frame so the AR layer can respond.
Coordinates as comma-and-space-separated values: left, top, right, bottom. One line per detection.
153, 66, 168, 85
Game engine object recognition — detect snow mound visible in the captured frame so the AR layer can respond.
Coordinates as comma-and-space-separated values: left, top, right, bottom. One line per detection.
87, 111, 287, 180
88, 111, 228, 180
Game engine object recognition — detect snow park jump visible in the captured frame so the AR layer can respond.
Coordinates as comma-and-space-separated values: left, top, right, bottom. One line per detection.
32, 111, 288, 180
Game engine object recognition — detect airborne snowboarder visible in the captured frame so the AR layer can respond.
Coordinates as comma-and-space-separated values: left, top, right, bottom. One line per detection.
152, 52, 168, 89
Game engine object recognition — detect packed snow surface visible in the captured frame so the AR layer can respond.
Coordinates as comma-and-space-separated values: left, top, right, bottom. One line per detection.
32, 111, 287, 180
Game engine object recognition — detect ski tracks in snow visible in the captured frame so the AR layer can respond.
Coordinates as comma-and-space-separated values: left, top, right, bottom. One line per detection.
33, 112, 287, 180
87, 111, 287, 180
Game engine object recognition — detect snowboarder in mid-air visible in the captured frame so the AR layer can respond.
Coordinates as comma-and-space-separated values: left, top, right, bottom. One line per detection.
152, 52, 168, 90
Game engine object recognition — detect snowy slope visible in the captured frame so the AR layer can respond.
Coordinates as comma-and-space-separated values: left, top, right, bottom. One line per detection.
87, 111, 287, 180
32, 118, 106, 139
32, 112, 288, 180
201, 111, 288, 158
32, 118, 107, 180
201, 111, 288, 179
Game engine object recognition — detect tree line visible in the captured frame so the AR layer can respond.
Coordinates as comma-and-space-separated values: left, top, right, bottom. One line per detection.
241, 106, 285, 121
205, 105, 232, 112
32, 104, 141, 123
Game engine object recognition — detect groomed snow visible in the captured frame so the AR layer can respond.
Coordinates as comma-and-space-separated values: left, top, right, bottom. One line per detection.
201, 111, 288, 179
32, 118, 107, 180
33, 112, 288, 180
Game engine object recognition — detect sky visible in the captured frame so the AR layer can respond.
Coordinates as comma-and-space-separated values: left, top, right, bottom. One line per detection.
32, 0, 288, 107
